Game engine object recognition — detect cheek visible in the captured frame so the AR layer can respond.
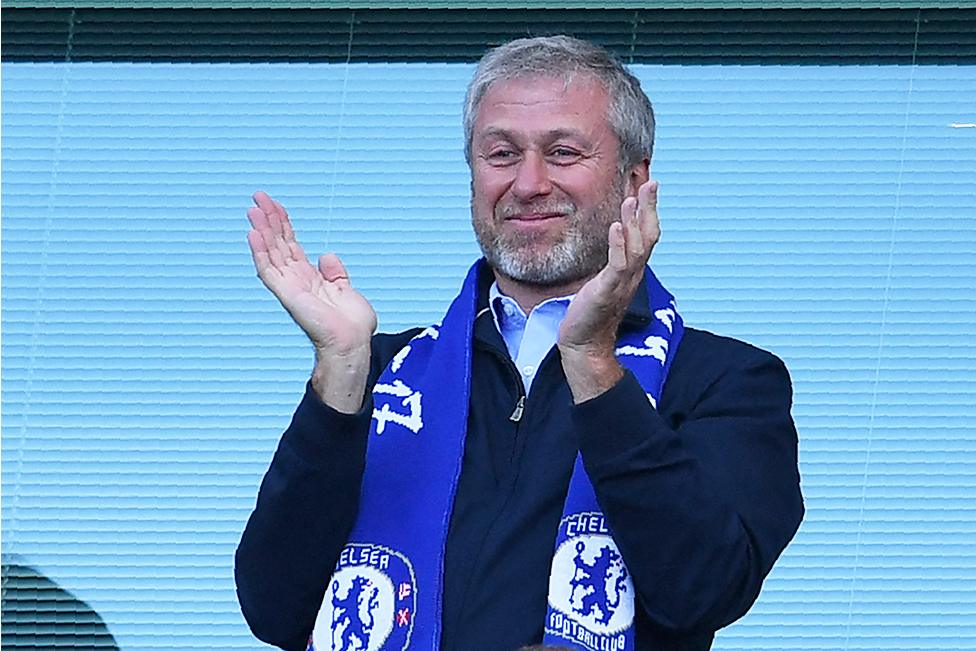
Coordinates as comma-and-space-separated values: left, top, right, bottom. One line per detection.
469, 183, 498, 224
472, 166, 514, 202
552, 168, 605, 197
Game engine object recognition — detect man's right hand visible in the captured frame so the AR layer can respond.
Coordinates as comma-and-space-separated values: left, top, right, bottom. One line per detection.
246, 191, 377, 413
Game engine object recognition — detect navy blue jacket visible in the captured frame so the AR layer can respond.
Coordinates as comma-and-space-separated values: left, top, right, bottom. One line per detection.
235, 271, 803, 651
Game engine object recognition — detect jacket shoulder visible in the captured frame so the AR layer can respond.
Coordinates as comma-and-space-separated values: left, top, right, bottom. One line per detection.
676, 327, 787, 372
661, 327, 791, 416
368, 328, 425, 379
372, 329, 422, 357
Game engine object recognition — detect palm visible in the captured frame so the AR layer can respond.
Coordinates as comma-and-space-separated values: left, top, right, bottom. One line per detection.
558, 180, 660, 352
246, 192, 377, 353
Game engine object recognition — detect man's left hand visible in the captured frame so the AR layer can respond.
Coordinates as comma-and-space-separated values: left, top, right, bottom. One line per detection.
558, 179, 660, 404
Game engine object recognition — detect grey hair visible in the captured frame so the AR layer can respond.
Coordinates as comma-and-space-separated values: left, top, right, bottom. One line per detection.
463, 35, 655, 171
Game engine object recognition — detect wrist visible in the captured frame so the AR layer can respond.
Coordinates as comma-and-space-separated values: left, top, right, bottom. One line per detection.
311, 344, 372, 414
559, 346, 624, 404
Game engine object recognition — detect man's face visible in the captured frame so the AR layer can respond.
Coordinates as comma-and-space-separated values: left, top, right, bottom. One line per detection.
470, 74, 634, 287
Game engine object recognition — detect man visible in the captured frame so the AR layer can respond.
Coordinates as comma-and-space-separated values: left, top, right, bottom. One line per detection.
236, 35, 803, 651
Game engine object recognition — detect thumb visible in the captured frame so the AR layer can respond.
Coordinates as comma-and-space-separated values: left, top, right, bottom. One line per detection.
318, 253, 351, 283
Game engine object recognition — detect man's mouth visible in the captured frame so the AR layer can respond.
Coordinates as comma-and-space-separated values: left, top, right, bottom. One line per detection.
505, 212, 566, 222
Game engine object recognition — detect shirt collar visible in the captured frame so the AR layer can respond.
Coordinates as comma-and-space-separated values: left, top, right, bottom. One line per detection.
488, 281, 574, 332
474, 260, 654, 334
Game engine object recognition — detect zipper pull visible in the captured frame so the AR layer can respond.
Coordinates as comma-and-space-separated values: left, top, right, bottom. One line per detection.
509, 395, 525, 422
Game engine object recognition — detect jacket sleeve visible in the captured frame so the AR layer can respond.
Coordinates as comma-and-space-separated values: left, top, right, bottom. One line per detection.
234, 332, 418, 649
574, 343, 804, 635
235, 383, 372, 650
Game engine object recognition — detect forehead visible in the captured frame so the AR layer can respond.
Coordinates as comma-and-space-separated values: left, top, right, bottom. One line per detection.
473, 74, 612, 139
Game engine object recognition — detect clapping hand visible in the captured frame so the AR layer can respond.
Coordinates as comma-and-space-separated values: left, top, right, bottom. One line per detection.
246, 191, 376, 412
557, 179, 661, 403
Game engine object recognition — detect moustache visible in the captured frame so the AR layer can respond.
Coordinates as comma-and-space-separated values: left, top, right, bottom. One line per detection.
495, 201, 577, 219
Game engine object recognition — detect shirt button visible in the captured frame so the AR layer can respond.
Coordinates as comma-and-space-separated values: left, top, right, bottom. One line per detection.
522, 365, 535, 376
504, 303, 516, 317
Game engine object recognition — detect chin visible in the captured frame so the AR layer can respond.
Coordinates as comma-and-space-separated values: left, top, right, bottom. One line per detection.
476, 225, 607, 287
490, 253, 597, 288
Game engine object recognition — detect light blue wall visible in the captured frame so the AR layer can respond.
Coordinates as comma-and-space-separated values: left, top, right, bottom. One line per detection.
3, 61, 975, 649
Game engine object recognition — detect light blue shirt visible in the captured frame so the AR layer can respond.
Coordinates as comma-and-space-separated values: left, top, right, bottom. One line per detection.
489, 281, 574, 395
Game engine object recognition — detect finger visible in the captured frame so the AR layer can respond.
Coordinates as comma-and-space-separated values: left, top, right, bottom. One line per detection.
253, 191, 287, 241
265, 207, 304, 262
319, 253, 352, 285
247, 199, 284, 275
263, 201, 286, 239
607, 221, 626, 271
246, 227, 268, 257
638, 180, 661, 249
252, 190, 277, 215
270, 198, 289, 222
274, 207, 305, 262
262, 197, 306, 262
247, 229, 276, 279
258, 201, 298, 264
263, 197, 307, 264
251, 192, 288, 251
268, 198, 298, 241
620, 195, 643, 262
246, 206, 271, 230
256, 225, 287, 269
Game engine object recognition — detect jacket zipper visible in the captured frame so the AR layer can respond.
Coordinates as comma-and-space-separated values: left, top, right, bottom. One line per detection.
480, 340, 528, 425
492, 350, 525, 462
509, 395, 525, 422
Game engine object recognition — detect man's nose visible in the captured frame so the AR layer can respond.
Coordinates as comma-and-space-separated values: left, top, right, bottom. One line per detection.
511, 151, 552, 201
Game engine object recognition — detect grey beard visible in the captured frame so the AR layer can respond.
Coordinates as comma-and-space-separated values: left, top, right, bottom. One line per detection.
478, 221, 608, 287
472, 179, 626, 288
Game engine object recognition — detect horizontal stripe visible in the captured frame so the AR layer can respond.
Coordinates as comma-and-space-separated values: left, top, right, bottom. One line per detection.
1, 8, 974, 63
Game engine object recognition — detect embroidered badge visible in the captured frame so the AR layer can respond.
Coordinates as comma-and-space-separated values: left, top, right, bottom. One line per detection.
309, 543, 417, 651
546, 512, 635, 651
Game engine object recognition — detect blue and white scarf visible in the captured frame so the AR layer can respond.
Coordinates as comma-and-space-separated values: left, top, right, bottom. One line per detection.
309, 259, 683, 651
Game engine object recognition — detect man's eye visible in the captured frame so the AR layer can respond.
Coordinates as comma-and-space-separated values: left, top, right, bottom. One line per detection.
486, 150, 518, 165
549, 148, 582, 163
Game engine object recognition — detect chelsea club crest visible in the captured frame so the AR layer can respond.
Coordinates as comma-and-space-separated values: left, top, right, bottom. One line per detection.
546, 512, 635, 651
309, 543, 417, 651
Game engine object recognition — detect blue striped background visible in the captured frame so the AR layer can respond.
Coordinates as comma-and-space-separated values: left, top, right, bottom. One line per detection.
3, 61, 975, 649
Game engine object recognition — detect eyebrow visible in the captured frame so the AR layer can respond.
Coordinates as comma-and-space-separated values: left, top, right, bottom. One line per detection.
475, 127, 588, 143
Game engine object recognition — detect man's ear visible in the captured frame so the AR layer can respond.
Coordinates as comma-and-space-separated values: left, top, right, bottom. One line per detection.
627, 159, 650, 195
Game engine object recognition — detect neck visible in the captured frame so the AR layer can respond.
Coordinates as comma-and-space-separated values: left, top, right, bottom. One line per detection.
493, 271, 589, 314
